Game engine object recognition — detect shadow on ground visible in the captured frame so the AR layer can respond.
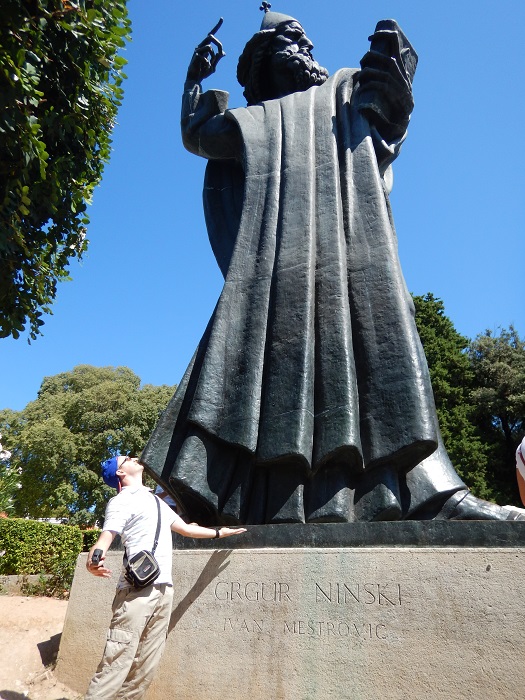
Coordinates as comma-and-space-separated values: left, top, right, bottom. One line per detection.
0, 695, 73, 700
37, 633, 61, 667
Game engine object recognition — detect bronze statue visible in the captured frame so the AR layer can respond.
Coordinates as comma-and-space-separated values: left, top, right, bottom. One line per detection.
142, 8, 525, 525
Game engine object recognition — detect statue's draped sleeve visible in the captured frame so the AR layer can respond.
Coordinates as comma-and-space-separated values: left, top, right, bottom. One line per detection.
181, 82, 241, 161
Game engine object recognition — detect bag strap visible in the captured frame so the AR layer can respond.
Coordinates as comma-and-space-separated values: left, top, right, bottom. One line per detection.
151, 494, 162, 555
123, 491, 162, 564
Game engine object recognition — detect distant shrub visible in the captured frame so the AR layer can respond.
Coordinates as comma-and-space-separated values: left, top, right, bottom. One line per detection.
82, 528, 101, 551
0, 517, 86, 597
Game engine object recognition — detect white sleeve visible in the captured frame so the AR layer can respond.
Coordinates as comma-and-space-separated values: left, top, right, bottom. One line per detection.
158, 497, 178, 527
102, 495, 128, 534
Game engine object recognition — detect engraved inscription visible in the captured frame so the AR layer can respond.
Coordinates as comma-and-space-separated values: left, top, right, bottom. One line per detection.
214, 581, 291, 602
212, 579, 404, 641
220, 618, 387, 639
223, 618, 266, 633
284, 621, 388, 639
315, 582, 402, 606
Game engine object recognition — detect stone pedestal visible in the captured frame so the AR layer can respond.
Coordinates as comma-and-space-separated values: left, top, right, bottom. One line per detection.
56, 523, 525, 700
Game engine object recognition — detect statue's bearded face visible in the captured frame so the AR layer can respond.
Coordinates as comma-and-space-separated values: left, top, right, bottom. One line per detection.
268, 22, 329, 97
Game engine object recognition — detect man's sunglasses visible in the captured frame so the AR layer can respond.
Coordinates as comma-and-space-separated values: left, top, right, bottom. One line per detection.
119, 455, 142, 468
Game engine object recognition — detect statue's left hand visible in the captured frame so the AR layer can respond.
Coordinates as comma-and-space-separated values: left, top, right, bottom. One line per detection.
356, 21, 417, 135
187, 18, 226, 83
357, 50, 414, 116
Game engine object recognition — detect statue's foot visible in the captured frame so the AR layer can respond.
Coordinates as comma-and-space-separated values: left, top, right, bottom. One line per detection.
435, 490, 525, 521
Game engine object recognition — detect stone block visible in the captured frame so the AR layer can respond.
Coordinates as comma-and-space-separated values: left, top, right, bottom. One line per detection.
56, 524, 525, 700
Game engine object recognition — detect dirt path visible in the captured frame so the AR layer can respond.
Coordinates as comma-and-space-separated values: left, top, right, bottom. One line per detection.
0, 595, 81, 700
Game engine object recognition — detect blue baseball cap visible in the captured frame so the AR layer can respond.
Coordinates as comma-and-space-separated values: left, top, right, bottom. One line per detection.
101, 455, 121, 490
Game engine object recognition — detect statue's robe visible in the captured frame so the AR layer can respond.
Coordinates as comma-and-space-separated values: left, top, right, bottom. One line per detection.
141, 68, 465, 524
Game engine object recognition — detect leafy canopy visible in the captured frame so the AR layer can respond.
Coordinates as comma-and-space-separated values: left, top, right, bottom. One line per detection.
0, 0, 131, 340
414, 295, 525, 506
0, 365, 175, 526
413, 293, 491, 500
468, 326, 525, 503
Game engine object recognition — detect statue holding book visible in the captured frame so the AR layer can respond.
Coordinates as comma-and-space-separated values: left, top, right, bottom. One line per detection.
142, 7, 525, 525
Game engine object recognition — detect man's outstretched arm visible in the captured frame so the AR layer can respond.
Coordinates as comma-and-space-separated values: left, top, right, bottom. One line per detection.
170, 512, 246, 539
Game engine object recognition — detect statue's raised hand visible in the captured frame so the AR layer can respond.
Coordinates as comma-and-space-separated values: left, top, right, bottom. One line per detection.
357, 20, 417, 137
187, 18, 225, 82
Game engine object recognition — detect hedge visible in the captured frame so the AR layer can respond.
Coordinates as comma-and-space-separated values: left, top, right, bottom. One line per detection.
0, 518, 100, 596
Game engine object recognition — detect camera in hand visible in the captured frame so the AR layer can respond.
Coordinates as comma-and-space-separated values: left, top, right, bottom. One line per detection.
92, 548, 103, 565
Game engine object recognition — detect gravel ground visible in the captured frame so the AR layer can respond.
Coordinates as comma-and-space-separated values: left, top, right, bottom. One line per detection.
0, 595, 81, 700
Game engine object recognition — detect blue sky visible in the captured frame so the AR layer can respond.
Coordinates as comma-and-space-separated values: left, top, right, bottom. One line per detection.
1, 0, 524, 412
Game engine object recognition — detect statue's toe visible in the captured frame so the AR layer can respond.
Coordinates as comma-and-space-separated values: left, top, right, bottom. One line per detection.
436, 490, 525, 521
501, 505, 525, 520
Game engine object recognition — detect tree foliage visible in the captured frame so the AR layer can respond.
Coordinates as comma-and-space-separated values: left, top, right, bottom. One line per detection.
0, 0, 131, 340
0, 365, 175, 526
0, 464, 19, 515
468, 326, 525, 504
413, 294, 491, 499
0, 421, 19, 514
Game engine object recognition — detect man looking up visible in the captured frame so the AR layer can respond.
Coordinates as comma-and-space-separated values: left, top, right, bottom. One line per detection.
84, 454, 245, 700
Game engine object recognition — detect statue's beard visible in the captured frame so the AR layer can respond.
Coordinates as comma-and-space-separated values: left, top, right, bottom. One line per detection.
274, 50, 329, 92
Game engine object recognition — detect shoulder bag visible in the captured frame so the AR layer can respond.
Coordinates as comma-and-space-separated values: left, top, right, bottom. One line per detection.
123, 494, 162, 588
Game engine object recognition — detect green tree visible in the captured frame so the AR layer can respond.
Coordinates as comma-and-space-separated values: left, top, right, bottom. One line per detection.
0, 365, 175, 525
0, 0, 131, 340
468, 326, 525, 504
0, 423, 19, 514
413, 294, 492, 499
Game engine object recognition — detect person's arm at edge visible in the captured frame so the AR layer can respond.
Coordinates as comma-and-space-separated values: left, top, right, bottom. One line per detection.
86, 530, 117, 577
170, 512, 246, 539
